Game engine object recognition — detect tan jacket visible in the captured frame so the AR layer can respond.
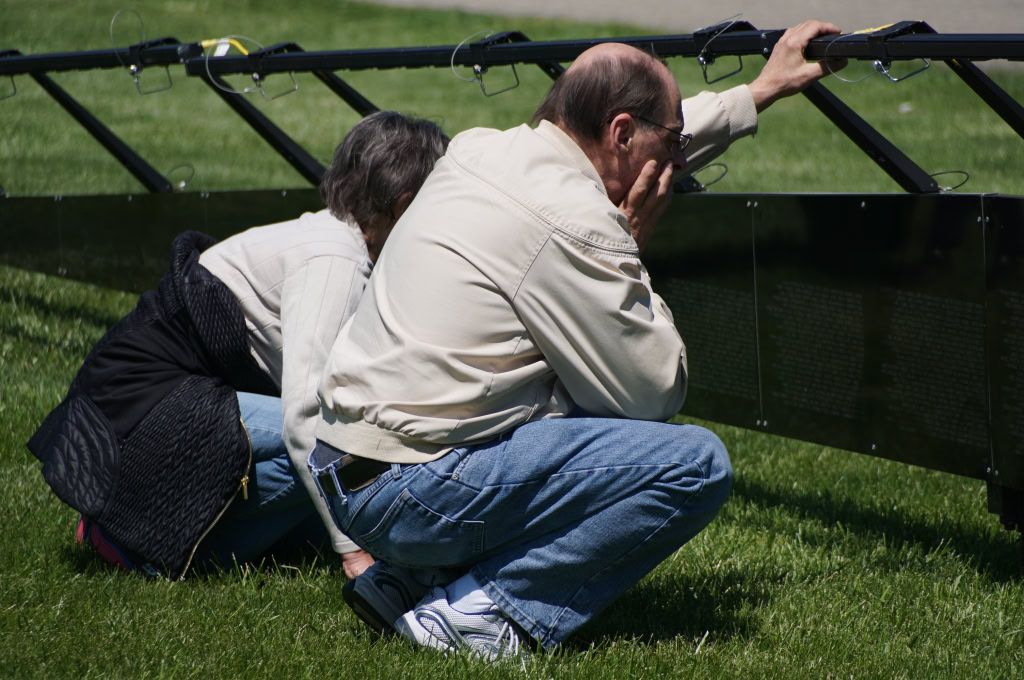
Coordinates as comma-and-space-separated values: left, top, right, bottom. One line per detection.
200, 209, 369, 553
316, 86, 758, 463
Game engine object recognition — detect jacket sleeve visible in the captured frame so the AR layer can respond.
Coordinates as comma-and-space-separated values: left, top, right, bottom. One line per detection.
682, 85, 758, 173
279, 255, 366, 553
513, 233, 687, 422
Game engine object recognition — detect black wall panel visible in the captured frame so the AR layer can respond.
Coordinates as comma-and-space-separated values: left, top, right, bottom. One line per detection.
4, 189, 1024, 522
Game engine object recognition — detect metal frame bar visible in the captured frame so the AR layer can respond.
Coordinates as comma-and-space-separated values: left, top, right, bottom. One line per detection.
753, 21, 940, 193
2, 24, 1022, 195
175, 29, 1024, 76
800, 84, 939, 193
0, 41, 195, 75
200, 72, 326, 185
0, 49, 172, 193
247, 42, 379, 116
808, 21, 1024, 143
946, 58, 1024, 141
0, 39, 379, 190
807, 34, 1024, 62
4, 29, 1021, 79
691, 20, 940, 193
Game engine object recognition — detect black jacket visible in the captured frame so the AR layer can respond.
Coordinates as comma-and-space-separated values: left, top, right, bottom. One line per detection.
28, 231, 276, 578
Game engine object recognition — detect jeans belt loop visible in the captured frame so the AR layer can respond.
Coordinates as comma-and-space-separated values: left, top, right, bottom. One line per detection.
328, 466, 345, 501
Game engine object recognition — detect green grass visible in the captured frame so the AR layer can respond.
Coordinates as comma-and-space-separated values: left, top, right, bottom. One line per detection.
3, 2, 1024, 678
3, 264, 1023, 678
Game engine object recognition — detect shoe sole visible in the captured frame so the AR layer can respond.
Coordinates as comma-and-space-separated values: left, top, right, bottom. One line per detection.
342, 578, 397, 637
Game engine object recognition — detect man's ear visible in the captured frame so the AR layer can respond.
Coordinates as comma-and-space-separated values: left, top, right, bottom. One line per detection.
607, 112, 636, 153
393, 191, 415, 220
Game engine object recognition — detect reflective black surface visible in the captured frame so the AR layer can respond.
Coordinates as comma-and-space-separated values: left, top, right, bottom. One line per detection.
645, 195, 761, 429
755, 195, 988, 478
3, 189, 1023, 500
650, 193, 997, 482
0, 189, 321, 292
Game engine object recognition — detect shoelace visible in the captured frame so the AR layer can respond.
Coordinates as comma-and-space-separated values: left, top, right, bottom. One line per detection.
494, 620, 521, 657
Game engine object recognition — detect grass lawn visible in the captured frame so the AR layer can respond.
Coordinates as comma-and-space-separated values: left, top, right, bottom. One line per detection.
3, 1, 1024, 678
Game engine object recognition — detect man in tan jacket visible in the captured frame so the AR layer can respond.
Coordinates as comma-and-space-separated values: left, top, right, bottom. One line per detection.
310, 21, 844, 659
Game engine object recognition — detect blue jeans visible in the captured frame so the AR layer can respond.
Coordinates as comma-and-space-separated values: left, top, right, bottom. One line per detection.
195, 392, 325, 568
311, 416, 732, 648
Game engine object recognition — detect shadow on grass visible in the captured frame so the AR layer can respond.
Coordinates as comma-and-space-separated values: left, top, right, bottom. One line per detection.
731, 475, 1022, 582
568, 565, 771, 649
0, 276, 127, 334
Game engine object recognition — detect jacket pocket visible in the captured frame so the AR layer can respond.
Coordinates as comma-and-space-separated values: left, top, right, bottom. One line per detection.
356, 488, 484, 567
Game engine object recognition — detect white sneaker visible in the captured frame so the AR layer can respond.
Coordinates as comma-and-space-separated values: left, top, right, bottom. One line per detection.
395, 586, 531, 662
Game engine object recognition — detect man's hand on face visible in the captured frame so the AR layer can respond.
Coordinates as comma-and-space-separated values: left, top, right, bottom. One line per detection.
749, 19, 847, 113
619, 159, 674, 253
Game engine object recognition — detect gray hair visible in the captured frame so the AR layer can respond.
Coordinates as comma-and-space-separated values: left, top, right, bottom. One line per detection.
320, 111, 449, 231
530, 49, 669, 143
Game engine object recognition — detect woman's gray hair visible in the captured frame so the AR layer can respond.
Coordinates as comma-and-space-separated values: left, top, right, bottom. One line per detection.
320, 111, 449, 230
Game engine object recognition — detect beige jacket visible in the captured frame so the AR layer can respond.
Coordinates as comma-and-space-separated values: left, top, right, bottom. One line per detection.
315, 86, 758, 463
200, 208, 369, 553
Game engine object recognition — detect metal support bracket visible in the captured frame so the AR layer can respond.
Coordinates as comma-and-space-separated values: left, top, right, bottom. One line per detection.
122, 37, 179, 94
0, 48, 172, 192
693, 20, 757, 84
864, 22, 932, 82
469, 31, 564, 89
199, 71, 325, 185
244, 43, 300, 100
749, 22, 940, 193
253, 42, 378, 115
945, 57, 1024, 142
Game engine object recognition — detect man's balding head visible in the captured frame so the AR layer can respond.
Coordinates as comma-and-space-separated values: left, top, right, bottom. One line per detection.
531, 43, 675, 144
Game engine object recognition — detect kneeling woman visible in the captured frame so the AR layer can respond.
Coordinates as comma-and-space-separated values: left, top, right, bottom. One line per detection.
28, 112, 448, 579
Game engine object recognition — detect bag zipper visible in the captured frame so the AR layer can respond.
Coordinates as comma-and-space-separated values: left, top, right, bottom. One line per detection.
178, 416, 253, 580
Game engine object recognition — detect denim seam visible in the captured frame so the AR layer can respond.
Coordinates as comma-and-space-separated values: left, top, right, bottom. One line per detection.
468, 460, 705, 649
449, 450, 472, 481
257, 480, 297, 508
546, 457, 710, 645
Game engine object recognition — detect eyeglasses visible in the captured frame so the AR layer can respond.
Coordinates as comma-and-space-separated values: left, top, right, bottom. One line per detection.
635, 116, 693, 156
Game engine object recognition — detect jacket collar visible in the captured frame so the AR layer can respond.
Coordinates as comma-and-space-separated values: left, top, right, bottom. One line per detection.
534, 120, 606, 197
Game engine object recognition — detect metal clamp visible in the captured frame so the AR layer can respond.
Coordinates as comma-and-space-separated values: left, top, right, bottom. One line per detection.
126, 62, 173, 95
247, 43, 300, 100
204, 36, 298, 100
693, 18, 754, 84
119, 39, 179, 94
866, 21, 933, 83
450, 30, 524, 97
110, 10, 175, 95
873, 57, 931, 83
